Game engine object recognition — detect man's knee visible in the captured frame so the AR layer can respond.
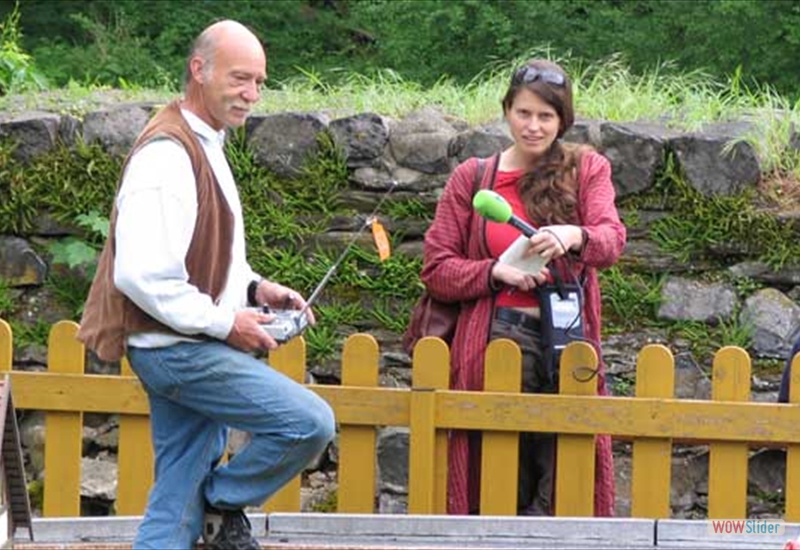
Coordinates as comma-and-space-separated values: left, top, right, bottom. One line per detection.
298, 395, 336, 453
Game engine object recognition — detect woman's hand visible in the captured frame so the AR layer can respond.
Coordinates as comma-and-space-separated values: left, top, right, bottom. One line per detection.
491, 262, 550, 292
528, 225, 583, 260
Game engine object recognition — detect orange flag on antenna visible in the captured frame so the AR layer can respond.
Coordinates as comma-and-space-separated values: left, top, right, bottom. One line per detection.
370, 218, 391, 261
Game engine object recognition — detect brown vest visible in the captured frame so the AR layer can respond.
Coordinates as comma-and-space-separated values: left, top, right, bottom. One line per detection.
77, 101, 234, 362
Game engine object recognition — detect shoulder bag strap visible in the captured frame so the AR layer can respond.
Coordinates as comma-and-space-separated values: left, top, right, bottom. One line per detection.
472, 157, 486, 197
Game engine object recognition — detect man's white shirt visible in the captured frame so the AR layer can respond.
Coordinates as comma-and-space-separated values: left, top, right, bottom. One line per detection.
114, 108, 259, 348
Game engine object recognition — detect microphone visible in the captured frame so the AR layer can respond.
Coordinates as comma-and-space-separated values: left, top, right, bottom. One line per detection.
472, 189, 538, 237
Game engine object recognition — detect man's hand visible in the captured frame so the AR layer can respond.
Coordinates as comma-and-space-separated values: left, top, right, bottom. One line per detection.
254, 280, 316, 325
226, 308, 278, 353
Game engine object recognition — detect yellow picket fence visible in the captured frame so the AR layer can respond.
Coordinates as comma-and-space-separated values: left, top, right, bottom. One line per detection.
2, 319, 800, 521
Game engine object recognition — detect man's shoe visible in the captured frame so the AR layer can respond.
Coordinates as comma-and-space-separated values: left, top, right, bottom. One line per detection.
203, 504, 260, 550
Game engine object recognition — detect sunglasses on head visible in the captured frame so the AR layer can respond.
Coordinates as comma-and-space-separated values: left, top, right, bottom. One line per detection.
512, 66, 566, 87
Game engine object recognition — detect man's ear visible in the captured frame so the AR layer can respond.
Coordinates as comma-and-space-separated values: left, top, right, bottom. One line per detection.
190, 56, 205, 84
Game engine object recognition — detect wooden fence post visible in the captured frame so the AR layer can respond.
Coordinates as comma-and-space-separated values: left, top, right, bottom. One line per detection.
115, 358, 153, 515
0, 320, 10, 374
409, 337, 450, 514
631, 344, 674, 518
707, 346, 750, 519
44, 321, 84, 517
264, 336, 307, 513
337, 334, 379, 513
555, 341, 597, 517
787, 352, 800, 521
480, 338, 521, 516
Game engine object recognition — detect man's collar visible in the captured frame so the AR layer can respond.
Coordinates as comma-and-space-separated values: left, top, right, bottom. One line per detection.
180, 108, 226, 147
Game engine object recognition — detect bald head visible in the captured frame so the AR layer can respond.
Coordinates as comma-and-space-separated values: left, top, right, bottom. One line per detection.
183, 20, 266, 89
182, 19, 267, 130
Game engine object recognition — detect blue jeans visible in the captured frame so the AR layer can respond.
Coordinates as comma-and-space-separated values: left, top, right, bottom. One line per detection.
127, 341, 335, 550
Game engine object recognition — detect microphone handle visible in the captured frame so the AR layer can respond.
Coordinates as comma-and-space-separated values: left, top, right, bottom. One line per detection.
509, 216, 538, 237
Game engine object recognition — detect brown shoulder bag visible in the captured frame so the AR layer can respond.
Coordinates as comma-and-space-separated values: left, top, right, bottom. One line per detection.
402, 157, 488, 355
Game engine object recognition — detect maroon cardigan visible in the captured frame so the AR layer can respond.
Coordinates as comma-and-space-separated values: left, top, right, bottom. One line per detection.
421, 151, 626, 516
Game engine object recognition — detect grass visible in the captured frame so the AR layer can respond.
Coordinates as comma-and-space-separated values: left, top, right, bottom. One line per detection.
0, 49, 795, 128
266, 50, 797, 131
266, 51, 800, 136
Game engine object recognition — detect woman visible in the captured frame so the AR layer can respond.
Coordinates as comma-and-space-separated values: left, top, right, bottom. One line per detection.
420, 58, 626, 516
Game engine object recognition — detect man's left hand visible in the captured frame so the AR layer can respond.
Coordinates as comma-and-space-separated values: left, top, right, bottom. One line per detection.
255, 280, 316, 325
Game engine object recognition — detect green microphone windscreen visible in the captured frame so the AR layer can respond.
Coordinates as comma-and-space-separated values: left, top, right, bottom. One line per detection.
473, 189, 512, 223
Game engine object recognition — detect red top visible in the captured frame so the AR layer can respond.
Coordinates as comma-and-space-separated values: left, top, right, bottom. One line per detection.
485, 169, 544, 308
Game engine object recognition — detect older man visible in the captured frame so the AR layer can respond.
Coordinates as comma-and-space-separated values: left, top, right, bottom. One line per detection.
78, 20, 335, 550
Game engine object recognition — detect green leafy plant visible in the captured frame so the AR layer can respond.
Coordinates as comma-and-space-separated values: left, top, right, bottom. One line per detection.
665, 314, 753, 366
46, 270, 92, 321
26, 479, 43, 512
752, 357, 785, 377
607, 373, 635, 397
47, 210, 108, 270
37, 9, 171, 89
47, 239, 97, 270
305, 324, 339, 366
0, 139, 37, 234
31, 142, 120, 227
724, 274, 763, 300
308, 488, 337, 513
251, 248, 335, 299
231, 128, 346, 250
314, 302, 362, 328
46, 210, 109, 318
0, 3, 47, 95
9, 319, 50, 348
0, 278, 14, 318
0, 138, 117, 318
350, 247, 423, 300
290, 132, 349, 214
642, 152, 800, 270
385, 197, 433, 220
714, 315, 753, 350
619, 207, 641, 231
0, 140, 119, 235
75, 211, 110, 240
0, 171, 37, 234
667, 320, 714, 362
371, 300, 409, 333
600, 266, 664, 330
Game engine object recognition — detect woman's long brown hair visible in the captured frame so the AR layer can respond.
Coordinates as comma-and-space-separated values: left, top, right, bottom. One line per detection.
518, 142, 587, 226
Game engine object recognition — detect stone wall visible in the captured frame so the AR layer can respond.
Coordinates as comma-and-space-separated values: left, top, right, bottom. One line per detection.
2, 99, 798, 518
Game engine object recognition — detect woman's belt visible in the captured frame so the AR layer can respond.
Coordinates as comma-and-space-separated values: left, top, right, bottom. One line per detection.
494, 307, 541, 331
